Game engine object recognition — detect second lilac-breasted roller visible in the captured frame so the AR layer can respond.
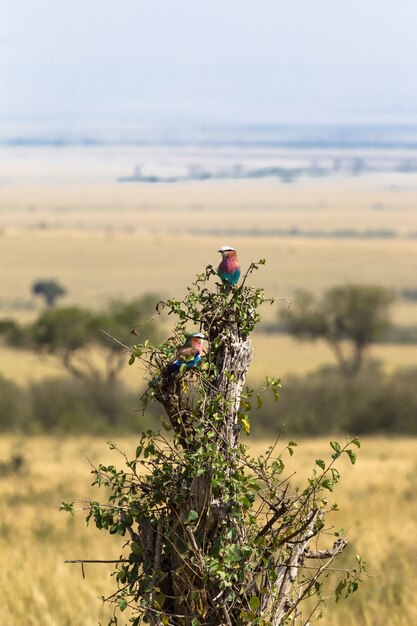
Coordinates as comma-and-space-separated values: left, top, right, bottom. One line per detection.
217, 246, 241, 286
164, 332, 205, 375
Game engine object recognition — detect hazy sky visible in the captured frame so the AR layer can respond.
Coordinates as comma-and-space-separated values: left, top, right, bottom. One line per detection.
1, 0, 417, 125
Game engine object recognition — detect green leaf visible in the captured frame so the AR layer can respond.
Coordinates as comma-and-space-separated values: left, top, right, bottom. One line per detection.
351, 438, 361, 448
271, 458, 284, 474
331, 468, 340, 481
330, 440, 341, 453
185, 509, 199, 523
160, 417, 172, 431
347, 581, 359, 595
249, 596, 260, 610
315, 459, 325, 470
346, 449, 357, 465
321, 478, 334, 491
288, 441, 297, 456
131, 542, 142, 555
153, 592, 166, 609
225, 543, 241, 563
335, 579, 347, 602
128, 354, 135, 365
59, 501, 74, 515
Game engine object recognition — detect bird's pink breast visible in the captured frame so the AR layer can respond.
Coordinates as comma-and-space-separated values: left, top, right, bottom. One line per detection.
219, 256, 239, 272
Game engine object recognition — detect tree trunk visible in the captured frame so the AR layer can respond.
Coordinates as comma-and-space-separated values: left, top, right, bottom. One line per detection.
214, 330, 252, 449
151, 323, 252, 625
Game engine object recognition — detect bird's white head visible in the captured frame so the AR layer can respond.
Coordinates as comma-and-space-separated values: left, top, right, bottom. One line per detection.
189, 332, 206, 339
218, 245, 236, 256
185, 332, 206, 348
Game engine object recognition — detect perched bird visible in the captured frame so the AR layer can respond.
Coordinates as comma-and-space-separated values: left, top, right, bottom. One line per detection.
148, 333, 205, 389
217, 246, 241, 286
164, 332, 205, 376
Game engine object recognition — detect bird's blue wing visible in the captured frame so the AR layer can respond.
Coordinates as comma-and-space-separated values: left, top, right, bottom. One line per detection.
166, 350, 201, 374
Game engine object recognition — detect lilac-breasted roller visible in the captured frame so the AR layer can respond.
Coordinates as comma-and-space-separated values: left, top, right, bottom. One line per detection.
217, 246, 241, 286
147, 332, 205, 389
164, 332, 205, 375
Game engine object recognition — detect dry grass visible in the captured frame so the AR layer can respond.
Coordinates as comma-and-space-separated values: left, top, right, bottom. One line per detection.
1, 230, 417, 312
0, 435, 416, 625
0, 175, 417, 325
0, 436, 121, 626
1, 172, 417, 233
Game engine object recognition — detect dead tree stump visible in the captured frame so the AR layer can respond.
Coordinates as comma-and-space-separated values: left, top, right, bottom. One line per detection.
76, 267, 363, 626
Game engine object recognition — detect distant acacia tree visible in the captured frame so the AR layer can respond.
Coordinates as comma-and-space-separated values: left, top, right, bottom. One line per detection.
32, 279, 66, 307
280, 284, 393, 377
0, 295, 161, 425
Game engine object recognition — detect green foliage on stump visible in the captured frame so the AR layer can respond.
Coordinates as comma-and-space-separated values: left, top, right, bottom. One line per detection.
62, 264, 365, 626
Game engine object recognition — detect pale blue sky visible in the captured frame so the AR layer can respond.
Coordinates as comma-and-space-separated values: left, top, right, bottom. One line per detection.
1, 0, 417, 125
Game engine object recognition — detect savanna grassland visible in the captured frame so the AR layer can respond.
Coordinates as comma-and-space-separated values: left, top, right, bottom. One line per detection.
1, 174, 417, 384
0, 163, 416, 624
1, 435, 416, 626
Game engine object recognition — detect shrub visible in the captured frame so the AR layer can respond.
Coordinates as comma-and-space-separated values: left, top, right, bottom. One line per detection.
252, 364, 417, 436
0, 375, 26, 431
26, 376, 157, 434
